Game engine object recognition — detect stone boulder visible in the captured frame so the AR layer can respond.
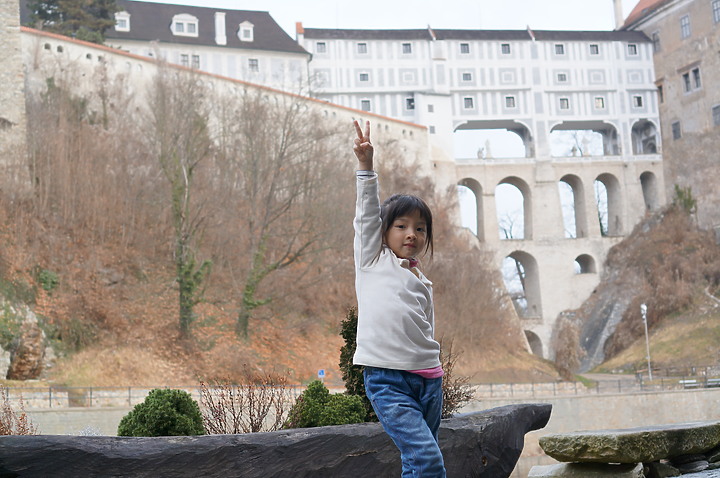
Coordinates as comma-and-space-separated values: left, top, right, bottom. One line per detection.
529, 463, 644, 477
0, 403, 550, 477
539, 420, 720, 464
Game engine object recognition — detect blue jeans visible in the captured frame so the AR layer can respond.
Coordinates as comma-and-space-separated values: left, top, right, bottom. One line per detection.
364, 367, 446, 478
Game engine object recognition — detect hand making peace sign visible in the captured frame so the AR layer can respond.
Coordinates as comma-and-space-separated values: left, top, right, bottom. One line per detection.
353, 120, 374, 171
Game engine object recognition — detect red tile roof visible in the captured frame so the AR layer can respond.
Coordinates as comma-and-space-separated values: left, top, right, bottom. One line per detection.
623, 0, 673, 29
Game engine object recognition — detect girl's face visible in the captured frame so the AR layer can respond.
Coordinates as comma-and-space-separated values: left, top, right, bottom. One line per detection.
384, 209, 427, 259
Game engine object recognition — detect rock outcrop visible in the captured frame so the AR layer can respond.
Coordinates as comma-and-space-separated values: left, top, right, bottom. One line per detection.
0, 403, 551, 477
539, 420, 720, 463
534, 420, 720, 477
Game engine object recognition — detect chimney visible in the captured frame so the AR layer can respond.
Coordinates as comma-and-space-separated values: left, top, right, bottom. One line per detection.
296, 22, 304, 42
215, 12, 227, 45
613, 0, 624, 29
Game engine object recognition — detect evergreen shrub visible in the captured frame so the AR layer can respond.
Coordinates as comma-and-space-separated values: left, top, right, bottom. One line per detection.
284, 380, 365, 428
117, 389, 205, 437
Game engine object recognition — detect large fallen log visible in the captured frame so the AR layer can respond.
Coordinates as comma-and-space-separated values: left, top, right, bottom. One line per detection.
0, 403, 551, 477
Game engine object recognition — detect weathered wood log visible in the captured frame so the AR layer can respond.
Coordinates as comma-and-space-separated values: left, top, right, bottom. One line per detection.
0, 403, 551, 477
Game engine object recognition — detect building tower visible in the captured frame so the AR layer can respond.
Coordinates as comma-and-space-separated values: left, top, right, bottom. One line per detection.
0, 0, 29, 193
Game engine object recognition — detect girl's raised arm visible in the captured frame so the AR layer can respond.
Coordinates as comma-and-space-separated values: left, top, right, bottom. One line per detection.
353, 120, 374, 171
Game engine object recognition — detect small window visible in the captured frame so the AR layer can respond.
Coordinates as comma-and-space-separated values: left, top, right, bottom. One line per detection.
672, 121, 681, 140
680, 15, 691, 39
402, 43, 412, 54
501, 43, 511, 54
693, 68, 701, 88
115, 11, 130, 32
505, 96, 516, 108
555, 44, 565, 55
405, 97, 415, 110
589, 44, 599, 55
462, 72, 472, 82
191, 54, 200, 69
657, 85, 664, 103
594, 97, 605, 109
86, 53, 92, 60
172, 14, 199, 37
460, 43, 470, 54
713, 105, 720, 126
633, 95, 643, 108
427, 104, 434, 113
557, 73, 568, 83
463, 97, 474, 109
360, 99, 371, 111
559, 97, 570, 110
651, 32, 661, 53
57, 45, 63, 53
627, 44, 638, 55
359, 72, 369, 82
248, 58, 259, 72
316, 42, 327, 53
180, 54, 189, 67
429, 125, 436, 134
44, 43, 50, 50
714, 0, 720, 24
357, 42, 368, 54
238, 21, 254, 42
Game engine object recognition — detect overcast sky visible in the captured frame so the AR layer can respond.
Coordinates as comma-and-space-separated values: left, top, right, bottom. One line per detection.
134, 0, 642, 37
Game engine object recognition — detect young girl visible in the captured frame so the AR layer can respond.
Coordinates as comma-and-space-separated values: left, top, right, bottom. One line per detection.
352, 120, 446, 478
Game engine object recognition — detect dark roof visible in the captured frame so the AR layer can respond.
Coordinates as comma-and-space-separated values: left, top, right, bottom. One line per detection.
20, 0, 309, 55
303, 27, 650, 43
621, 0, 672, 29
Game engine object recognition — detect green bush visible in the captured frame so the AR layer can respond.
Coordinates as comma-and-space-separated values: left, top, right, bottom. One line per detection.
117, 389, 205, 437
284, 380, 365, 429
36, 269, 59, 293
338, 307, 376, 421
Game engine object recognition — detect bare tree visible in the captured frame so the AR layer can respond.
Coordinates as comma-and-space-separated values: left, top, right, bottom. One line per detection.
147, 68, 212, 338
211, 89, 348, 338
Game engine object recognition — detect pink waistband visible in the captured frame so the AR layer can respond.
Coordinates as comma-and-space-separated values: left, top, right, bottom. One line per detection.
408, 365, 444, 379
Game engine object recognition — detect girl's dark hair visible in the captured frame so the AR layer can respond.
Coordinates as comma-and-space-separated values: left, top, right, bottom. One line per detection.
380, 194, 434, 257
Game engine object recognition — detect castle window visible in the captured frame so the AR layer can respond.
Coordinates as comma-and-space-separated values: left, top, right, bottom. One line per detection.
627, 43, 638, 55
714, 0, 720, 24
505, 96, 516, 108
559, 97, 570, 110
501, 43, 511, 55
360, 99, 371, 111
633, 95, 643, 108
115, 11, 130, 32
672, 121, 681, 140
316, 42, 327, 53
555, 44, 565, 55
248, 58, 259, 72
460, 43, 470, 54
589, 44, 599, 55
402, 43, 412, 54
359, 72, 369, 82
357, 42, 368, 54
463, 97, 474, 109
557, 72, 568, 83
238, 21, 254, 42
651, 32, 661, 53
192, 54, 200, 69
594, 97, 605, 109
462, 72, 472, 82
713, 105, 720, 126
172, 14, 199, 37
405, 97, 415, 110
680, 15, 691, 39
180, 54, 189, 67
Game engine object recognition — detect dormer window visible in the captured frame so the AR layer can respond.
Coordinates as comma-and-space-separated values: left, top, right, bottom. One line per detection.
172, 14, 199, 37
238, 21, 254, 42
115, 11, 130, 32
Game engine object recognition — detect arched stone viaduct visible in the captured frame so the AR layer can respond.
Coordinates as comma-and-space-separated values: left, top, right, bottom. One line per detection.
452, 150, 664, 359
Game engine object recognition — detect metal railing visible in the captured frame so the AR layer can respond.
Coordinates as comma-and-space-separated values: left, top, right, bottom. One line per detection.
4, 375, 719, 409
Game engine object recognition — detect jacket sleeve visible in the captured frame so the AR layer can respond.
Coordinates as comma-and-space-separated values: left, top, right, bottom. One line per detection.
354, 172, 382, 269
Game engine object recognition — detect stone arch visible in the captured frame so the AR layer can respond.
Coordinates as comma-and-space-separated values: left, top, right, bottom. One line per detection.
640, 171, 659, 212
458, 178, 483, 240
454, 119, 535, 158
504, 250, 542, 318
574, 254, 596, 274
497, 176, 532, 240
558, 174, 587, 238
550, 120, 620, 156
525, 330, 543, 357
595, 173, 623, 236
631, 119, 659, 155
